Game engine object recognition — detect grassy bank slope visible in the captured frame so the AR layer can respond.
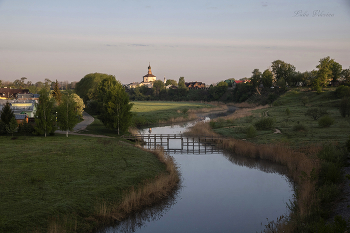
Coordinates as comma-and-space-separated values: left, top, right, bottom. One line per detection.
0, 135, 168, 232
212, 88, 350, 146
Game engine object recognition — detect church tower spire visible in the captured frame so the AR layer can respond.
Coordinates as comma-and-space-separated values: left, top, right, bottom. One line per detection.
148, 62, 152, 75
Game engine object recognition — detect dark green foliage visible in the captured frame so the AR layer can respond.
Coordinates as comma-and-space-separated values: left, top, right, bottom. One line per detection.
335, 85, 350, 98
1, 102, 15, 125
318, 115, 334, 128
56, 94, 80, 136
232, 83, 255, 102
18, 121, 35, 135
51, 79, 62, 104
34, 89, 56, 137
305, 107, 328, 120
339, 97, 350, 117
246, 125, 257, 138
315, 216, 349, 233
254, 117, 274, 130
97, 78, 133, 135
0, 121, 5, 134
285, 108, 290, 116
208, 81, 228, 101
301, 96, 309, 106
292, 123, 307, 132
5, 117, 18, 136
347, 136, 350, 152
75, 73, 113, 103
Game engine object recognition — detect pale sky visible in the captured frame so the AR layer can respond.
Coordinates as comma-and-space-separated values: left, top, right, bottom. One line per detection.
0, 0, 349, 85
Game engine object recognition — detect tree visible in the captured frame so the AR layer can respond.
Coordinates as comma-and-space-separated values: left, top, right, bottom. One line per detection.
261, 69, 273, 88
271, 60, 296, 84
342, 67, 350, 84
0, 79, 2, 87
153, 80, 165, 96
330, 61, 342, 83
165, 79, 177, 86
1, 102, 15, 125
250, 69, 262, 88
178, 77, 187, 89
97, 77, 133, 135
71, 93, 85, 118
52, 80, 62, 104
34, 88, 56, 137
6, 117, 18, 137
314, 56, 334, 87
56, 93, 79, 137
75, 73, 112, 103
340, 97, 350, 117
44, 78, 52, 91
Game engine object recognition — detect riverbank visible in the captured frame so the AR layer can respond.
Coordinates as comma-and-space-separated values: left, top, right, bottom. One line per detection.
185, 88, 350, 232
0, 135, 179, 232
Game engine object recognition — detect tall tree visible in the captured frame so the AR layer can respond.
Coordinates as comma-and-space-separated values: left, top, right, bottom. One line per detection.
52, 80, 62, 104
341, 67, 350, 84
271, 60, 296, 84
97, 78, 133, 135
75, 73, 112, 103
56, 93, 79, 137
153, 80, 165, 96
1, 102, 15, 125
71, 93, 85, 118
330, 61, 342, 83
315, 56, 334, 87
178, 77, 187, 89
44, 78, 52, 91
34, 88, 56, 137
261, 69, 274, 88
250, 69, 262, 88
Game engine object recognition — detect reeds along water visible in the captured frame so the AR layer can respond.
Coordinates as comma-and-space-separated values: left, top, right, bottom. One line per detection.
185, 121, 321, 229
95, 146, 180, 223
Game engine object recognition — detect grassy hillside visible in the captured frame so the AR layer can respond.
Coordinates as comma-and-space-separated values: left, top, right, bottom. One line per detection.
212, 88, 350, 146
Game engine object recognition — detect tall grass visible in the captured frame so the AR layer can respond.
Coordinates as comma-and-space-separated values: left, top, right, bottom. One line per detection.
93, 146, 180, 224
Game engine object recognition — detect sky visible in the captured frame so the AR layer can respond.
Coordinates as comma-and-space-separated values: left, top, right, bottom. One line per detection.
0, 0, 349, 85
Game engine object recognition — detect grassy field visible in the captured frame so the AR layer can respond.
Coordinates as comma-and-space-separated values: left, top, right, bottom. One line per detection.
0, 135, 168, 232
212, 88, 350, 147
131, 101, 217, 127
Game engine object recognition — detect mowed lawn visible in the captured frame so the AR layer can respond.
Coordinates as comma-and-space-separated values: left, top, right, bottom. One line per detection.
0, 135, 166, 232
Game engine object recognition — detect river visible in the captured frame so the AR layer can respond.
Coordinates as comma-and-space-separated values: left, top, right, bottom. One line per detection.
99, 115, 294, 233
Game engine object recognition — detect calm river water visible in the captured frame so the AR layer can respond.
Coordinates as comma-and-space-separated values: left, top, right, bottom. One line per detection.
100, 117, 294, 233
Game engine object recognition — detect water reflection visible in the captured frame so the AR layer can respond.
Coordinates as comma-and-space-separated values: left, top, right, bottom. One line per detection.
99, 117, 293, 233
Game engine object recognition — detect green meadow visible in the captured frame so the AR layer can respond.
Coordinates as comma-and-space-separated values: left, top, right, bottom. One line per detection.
0, 135, 167, 232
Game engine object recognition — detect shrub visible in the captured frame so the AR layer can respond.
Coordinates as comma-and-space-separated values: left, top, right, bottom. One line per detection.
292, 123, 307, 131
335, 85, 350, 98
254, 117, 274, 130
285, 108, 290, 116
18, 122, 35, 135
339, 97, 350, 117
305, 108, 328, 120
301, 96, 309, 106
246, 125, 257, 138
318, 115, 334, 128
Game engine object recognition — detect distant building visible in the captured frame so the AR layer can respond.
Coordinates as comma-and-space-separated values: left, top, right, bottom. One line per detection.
185, 82, 206, 89
0, 88, 30, 99
143, 63, 156, 83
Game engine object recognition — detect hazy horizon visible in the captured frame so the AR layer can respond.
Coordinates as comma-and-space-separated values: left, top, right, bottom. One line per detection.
0, 0, 349, 85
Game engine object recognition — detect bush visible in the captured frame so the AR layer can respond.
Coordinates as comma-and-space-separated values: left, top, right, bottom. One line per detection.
340, 97, 350, 117
254, 117, 274, 130
246, 125, 257, 138
301, 96, 309, 106
318, 115, 334, 128
293, 123, 307, 131
335, 85, 350, 98
285, 108, 290, 116
305, 108, 328, 120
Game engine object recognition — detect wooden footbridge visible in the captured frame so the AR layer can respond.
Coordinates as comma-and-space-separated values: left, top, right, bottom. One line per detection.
122, 134, 224, 154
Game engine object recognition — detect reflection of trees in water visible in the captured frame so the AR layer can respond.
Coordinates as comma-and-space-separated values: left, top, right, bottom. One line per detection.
222, 150, 292, 183
97, 184, 181, 233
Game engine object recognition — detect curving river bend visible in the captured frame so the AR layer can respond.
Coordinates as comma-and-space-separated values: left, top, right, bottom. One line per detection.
99, 114, 294, 233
